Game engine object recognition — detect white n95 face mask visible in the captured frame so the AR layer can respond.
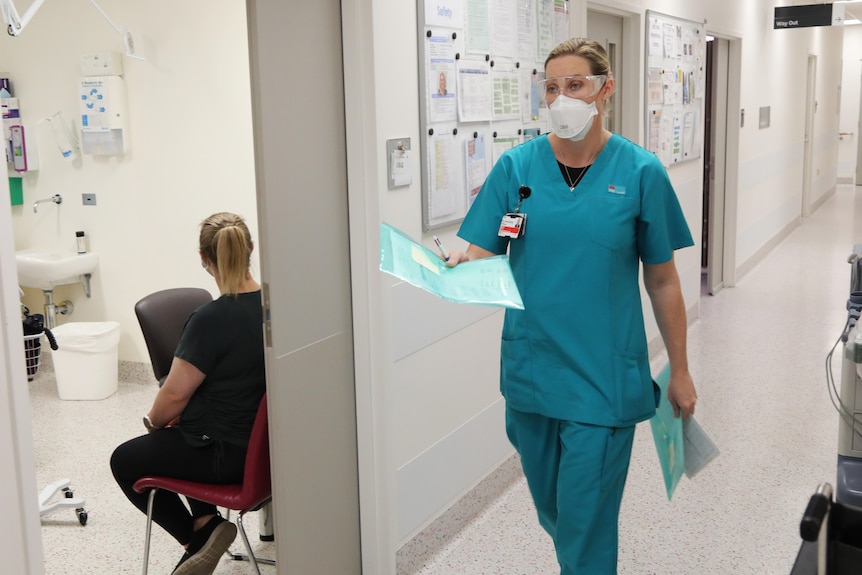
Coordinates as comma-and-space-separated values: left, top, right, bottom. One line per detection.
548, 95, 598, 141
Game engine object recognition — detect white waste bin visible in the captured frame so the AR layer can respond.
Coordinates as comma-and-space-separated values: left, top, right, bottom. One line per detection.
51, 321, 120, 400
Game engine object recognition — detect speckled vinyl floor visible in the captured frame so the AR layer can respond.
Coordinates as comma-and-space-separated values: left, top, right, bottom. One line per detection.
400, 185, 862, 575
30, 359, 275, 574
32, 186, 862, 574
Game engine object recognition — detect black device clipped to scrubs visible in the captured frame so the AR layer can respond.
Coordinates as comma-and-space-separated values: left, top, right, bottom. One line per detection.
499, 185, 531, 239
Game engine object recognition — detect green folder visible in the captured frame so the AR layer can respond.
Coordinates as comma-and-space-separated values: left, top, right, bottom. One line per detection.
650, 365, 720, 498
650, 363, 685, 500
379, 222, 524, 309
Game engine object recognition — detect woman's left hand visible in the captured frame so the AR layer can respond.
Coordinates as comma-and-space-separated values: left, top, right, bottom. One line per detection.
667, 370, 697, 419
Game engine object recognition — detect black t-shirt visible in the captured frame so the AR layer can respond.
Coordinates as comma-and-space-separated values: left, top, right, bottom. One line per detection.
174, 290, 265, 447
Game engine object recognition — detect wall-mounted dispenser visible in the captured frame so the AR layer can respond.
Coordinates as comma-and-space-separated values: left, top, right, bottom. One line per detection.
79, 75, 127, 155
2, 93, 19, 164
2, 82, 39, 171
9, 124, 27, 171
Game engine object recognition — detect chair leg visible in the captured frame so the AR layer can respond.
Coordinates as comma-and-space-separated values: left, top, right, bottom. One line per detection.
142, 488, 157, 575
237, 511, 263, 575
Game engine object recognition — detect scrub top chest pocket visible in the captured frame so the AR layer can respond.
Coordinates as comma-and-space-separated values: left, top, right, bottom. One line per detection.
587, 195, 638, 252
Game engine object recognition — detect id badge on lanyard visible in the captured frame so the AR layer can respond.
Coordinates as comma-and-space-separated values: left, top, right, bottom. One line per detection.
498, 213, 526, 238
498, 185, 531, 239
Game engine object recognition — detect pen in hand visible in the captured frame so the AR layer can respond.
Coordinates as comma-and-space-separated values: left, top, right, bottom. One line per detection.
433, 235, 450, 262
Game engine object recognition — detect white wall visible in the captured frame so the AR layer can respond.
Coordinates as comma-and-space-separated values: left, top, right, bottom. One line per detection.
0, 1, 258, 364
365, 0, 517, 544
839, 25, 862, 182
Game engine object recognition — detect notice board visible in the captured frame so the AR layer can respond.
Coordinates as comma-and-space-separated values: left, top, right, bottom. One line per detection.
644, 10, 706, 167
417, 0, 570, 230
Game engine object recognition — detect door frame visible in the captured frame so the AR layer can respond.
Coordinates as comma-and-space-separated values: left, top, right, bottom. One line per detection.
857, 62, 862, 186
587, 10, 624, 135
0, 152, 45, 575
586, 4, 640, 142
704, 30, 741, 289
704, 35, 730, 295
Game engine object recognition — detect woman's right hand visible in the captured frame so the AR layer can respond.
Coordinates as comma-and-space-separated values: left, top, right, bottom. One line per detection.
444, 244, 496, 267
444, 250, 469, 267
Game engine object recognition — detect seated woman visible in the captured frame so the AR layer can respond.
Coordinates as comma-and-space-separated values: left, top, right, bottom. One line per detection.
111, 212, 266, 575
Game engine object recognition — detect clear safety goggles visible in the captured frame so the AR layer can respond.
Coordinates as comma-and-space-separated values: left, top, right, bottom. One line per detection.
537, 74, 607, 101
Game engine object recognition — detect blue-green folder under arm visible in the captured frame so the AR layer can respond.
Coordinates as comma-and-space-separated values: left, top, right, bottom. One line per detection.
379, 222, 524, 309
650, 364, 685, 500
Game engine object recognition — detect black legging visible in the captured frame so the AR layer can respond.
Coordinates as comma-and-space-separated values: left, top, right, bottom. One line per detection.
110, 427, 247, 545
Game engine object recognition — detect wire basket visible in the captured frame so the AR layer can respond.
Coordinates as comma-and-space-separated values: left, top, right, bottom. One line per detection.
24, 333, 42, 381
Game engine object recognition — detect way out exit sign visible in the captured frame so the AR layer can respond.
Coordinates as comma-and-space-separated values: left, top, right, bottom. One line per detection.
774, 3, 846, 29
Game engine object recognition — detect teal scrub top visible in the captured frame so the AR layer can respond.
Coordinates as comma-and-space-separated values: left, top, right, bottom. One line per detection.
458, 133, 693, 427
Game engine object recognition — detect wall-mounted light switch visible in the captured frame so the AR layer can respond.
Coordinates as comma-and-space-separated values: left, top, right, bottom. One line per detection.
759, 106, 770, 129
82, 193, 97, 206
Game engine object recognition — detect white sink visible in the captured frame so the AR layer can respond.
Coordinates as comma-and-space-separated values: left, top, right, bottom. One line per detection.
16, 250, 99, 290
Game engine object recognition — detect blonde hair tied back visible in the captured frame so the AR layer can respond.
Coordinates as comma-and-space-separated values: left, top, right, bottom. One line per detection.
199, 212, 253, 295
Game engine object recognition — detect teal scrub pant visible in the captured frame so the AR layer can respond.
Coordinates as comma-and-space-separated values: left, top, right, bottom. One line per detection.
505, 406, 636, 575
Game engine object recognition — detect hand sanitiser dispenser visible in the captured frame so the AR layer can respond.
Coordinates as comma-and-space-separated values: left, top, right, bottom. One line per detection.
9, 124, 27, 171
79, 75, 127, 155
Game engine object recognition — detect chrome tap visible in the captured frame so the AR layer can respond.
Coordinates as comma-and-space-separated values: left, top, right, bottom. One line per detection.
33, 194, 62, 213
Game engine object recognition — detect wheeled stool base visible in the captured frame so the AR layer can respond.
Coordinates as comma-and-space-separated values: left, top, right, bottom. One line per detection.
38, 478, 87, 525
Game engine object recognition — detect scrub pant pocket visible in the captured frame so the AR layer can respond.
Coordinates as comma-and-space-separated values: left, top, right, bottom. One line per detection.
506, 405, 635, 575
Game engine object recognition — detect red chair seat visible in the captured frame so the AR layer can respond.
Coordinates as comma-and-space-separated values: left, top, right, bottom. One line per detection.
133, 477, 270, 513
132, 394, 272, 575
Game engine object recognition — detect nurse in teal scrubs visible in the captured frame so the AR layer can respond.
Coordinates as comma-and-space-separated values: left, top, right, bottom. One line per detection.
445, 38, 698, 574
